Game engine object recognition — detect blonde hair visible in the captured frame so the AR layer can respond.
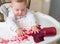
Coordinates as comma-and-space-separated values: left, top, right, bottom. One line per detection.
11, 0, 27, 4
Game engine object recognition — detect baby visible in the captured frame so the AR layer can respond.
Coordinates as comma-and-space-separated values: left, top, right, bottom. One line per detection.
7, 0, 39, 36
5, 0, 40, 43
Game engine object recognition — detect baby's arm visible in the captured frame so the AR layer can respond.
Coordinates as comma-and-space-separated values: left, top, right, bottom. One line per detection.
16, 28, 26, 36
5, 10, 18, 32
6, 16, 18, 32
6, 17, 26, 36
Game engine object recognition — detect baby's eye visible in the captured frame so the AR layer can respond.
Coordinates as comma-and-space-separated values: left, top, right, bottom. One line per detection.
21, 9, 25, 11
21, 8, 26, 11
16, 9, 19, 11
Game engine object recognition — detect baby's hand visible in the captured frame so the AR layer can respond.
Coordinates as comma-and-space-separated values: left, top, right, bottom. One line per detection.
16, 29, 26, 36
31, 26, 40, 34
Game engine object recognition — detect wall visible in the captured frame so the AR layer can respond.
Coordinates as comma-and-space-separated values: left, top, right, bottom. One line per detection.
30, 0, 51, 14
49, 0, 60, 22
30, 0, 42, 12
41, 0, 51, 14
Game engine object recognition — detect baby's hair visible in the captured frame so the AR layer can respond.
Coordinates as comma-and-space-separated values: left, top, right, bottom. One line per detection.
11, 0, 27, 4
0, 12, 5, 22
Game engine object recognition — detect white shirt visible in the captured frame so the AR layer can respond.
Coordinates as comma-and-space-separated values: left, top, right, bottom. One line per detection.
6, 9, 37, 32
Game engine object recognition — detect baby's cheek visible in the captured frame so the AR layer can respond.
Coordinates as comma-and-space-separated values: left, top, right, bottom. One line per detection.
22, 10, 27, 15
15, 13, 19, 16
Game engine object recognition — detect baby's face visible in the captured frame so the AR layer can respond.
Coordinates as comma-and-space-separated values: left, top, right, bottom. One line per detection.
11, 2, 27, 16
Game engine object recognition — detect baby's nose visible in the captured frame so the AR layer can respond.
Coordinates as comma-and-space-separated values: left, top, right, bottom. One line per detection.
18, 11, 22, 15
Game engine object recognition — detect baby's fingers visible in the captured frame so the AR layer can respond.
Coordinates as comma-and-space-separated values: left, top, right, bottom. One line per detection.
34, 29, 40, 34
36, 29, 40, 33
23, 32, 26, 36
